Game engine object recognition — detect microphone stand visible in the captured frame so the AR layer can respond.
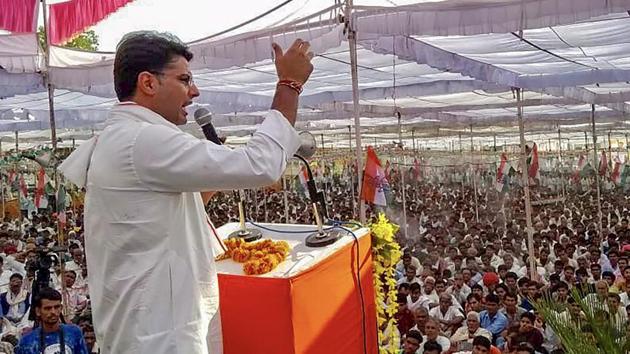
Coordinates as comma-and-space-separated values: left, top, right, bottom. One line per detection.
228, 189, 262, 242
293, 154, 342, 247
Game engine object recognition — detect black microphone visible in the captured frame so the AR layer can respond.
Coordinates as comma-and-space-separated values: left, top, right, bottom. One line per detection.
194, 108, 222, 145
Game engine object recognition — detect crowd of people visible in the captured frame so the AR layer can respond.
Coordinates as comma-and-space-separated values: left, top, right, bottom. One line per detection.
208, 156, 630, 354
0, 152, 625, 353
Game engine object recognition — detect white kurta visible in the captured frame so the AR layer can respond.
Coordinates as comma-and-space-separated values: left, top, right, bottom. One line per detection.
59, 104, 299, 354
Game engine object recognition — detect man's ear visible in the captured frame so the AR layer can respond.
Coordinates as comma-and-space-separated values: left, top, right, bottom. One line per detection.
136, 71, 159, 97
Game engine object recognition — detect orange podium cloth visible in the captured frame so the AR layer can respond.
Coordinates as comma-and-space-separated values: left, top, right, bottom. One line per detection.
216, 223, 378, 354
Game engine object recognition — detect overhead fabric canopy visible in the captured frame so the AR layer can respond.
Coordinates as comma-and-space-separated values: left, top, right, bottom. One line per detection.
2, 0, 630, 148
354, 0, 630, 37
363, 14, 630, 90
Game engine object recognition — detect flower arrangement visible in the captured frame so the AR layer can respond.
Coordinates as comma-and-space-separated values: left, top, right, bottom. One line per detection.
223, 238, 291, 275
370, 214, 402, 354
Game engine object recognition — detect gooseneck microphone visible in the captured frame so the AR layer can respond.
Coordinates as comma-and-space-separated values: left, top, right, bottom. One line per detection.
194, 108, 222, 145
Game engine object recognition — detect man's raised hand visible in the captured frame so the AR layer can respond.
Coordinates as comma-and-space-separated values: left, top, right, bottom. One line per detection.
272, 39, 314, 85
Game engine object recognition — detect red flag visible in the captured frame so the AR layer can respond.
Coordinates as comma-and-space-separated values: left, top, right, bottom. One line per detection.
19, 174, 27, 198
599, 151, 608, 176
413, 158, 420, 181
35, 168, 45, 208
572, 155, 586, 184
384, 160, 391, 181
360, 147, 388, 206
527, 143, 539, 179
49, 0, 134, 45
611, 157, 622, 184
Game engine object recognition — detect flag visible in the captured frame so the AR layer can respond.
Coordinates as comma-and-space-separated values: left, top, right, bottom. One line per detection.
57, 184, 67, 226
360, 147, 389, 206
611, 157, 623, 185
572, 155, 586, 183
294, 166, 309, 197
18, 174, 27, 199
527, 143, 539, 179
599, 151, 608, 176
495, 153, 508, 192
384, 160, 391, 181
35, 168, 46, 208
413, 158, 421, 181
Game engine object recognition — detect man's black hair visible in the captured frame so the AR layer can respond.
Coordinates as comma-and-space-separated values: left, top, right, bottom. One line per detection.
114, 31, 193, 101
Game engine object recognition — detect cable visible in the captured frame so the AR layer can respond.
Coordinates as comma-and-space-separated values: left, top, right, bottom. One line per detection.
333, 224, 368, 354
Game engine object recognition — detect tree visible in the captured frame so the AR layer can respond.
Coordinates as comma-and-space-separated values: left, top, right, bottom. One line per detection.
37, 26, 99, 51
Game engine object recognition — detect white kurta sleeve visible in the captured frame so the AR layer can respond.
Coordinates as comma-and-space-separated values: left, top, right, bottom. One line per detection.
133, 110, 300, 192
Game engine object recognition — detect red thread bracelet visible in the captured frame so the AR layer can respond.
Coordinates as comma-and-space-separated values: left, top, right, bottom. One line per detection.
277, 80, 303, 94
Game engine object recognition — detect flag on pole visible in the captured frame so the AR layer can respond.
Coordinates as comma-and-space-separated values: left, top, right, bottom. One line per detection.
610, 157, 622, 184
35, 168, 46, 208
360, 147, 389, 206
294, 166, 309, 197
599, 150, 608, 176
621, 164, 630, 188
572, 155, 586, 183
413, 158, 421, 181
57, 184, 67, 226
384, 160, 391, 181
18, 174, 28, 199
495, 153, 508, 192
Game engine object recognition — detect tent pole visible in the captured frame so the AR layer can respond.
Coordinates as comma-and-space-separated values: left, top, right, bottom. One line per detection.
348, 125, 356, 217
516, 88, 537, 281
42, 0, 57, 152
346, 0, 365, 223
283, 173, 289, 223
591, 104, 603, 232
398, 113, 408, 239
584, 131, 588, 151
470, 124, 479, 222
14, 131, 18, 152
557, 128, 565, 200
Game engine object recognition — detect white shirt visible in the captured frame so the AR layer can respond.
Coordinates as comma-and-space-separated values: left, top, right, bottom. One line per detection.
420, 335, 451, 354
60, 104, 299, 354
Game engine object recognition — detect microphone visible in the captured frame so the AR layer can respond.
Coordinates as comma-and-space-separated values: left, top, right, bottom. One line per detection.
194, 108, 222, 145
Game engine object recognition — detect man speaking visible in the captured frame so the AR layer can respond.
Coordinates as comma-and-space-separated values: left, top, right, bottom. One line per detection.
59, 31, 313, 354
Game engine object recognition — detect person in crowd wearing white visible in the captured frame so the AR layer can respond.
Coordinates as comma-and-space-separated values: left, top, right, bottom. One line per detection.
429, 293, 464, 336
59, 31, 313, 354
450, 312, 492, 352
0, 273, 31, 334
419, 318, 451, 354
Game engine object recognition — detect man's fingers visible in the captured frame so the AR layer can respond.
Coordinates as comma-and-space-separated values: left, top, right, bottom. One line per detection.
271, 43, 283, 61
289, 38, 304, 52
306, 52, 315, 61
299, 41, 311, 54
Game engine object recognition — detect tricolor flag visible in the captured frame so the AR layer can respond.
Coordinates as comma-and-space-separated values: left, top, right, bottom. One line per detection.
35, 168, 46, 208
572, 155, 586, 184
495, 153, 509, 192
611, 157, 623, 185
413, 158, 421, 182
621, 164, 630, 187
18, 174, 28, 199
384, 160, 391, 181
57, 184, 67, 226
295, 166, 309, 197
599, 151, 608, 177
360, 147, 389, 206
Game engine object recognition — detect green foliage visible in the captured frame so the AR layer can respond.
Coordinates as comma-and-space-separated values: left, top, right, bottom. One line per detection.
37, 26, 99, 51
535, 288, 630, 354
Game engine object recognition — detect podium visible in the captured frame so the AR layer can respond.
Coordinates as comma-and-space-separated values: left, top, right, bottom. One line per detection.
215, 222, 378, 354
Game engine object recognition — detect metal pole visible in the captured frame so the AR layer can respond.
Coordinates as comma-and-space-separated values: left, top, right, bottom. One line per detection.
412, 129, 416, 153
14, 131, 18, 152
470, 124, 479, 222
626, 133, 629, 160
584, 131, 588, 151
608, 131, 612, 165
398, 113, 408, 239
516, 88, 537, 281
557, 128, 565, 200
283, 173, 289, 223
591, 104, 603, 232
42, 0, 57, 152
348, 125, 356, 217
346, 0, 366, 223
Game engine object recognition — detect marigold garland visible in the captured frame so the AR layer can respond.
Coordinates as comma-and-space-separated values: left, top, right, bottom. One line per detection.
370, 214, 402, 354
223, 238, 290, 275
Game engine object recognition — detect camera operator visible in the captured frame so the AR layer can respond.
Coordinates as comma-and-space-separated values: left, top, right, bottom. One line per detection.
15, 287, 88, 354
